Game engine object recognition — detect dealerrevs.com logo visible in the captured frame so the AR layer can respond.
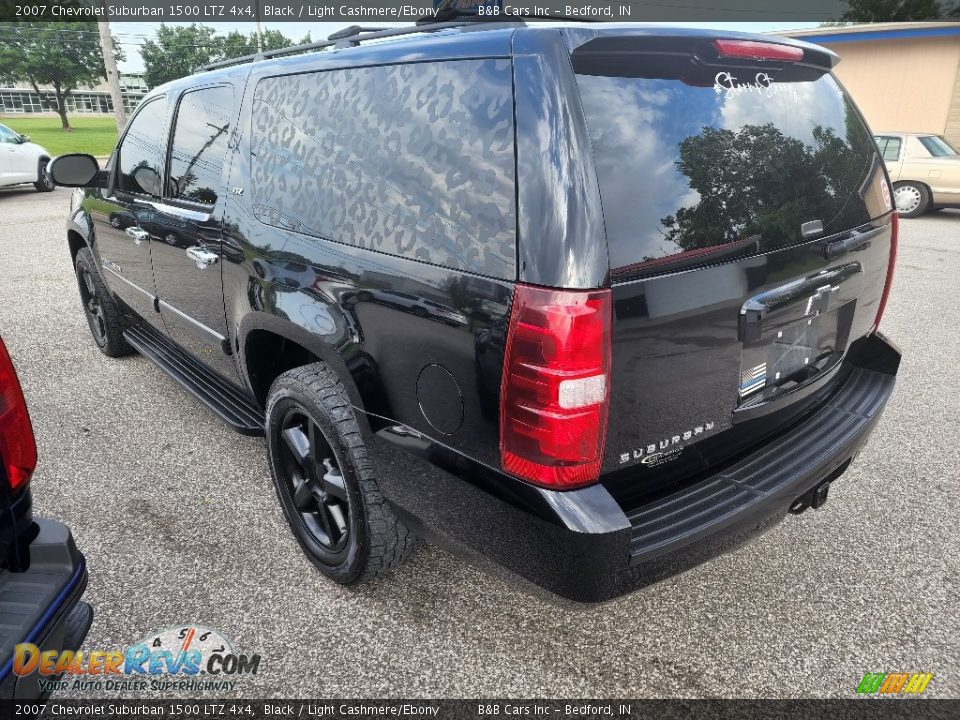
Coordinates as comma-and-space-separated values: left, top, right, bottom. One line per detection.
856, 672, 933, 696
14, 625, 261, 694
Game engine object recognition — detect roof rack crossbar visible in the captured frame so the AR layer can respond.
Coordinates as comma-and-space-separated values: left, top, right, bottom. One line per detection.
195, 21, 471, 73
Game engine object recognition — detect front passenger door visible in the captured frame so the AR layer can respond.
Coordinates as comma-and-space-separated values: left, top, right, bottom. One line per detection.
94, 97, 168, 325
148, 85, 238, 383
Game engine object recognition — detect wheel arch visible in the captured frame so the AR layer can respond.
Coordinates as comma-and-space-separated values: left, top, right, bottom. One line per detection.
893, 178, 932, 194
237, 311, 386, 435
67, 228, 87, 264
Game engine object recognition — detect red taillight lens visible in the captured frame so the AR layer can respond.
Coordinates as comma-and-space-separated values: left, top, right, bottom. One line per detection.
873, 211, 899, 332
713, 39, 804, 63
500, 284, 612, 490
0, 338, 37, 494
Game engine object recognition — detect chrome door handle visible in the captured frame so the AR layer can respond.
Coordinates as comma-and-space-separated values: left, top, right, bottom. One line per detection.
186, 245, 219, 270
125, 227, 149, 245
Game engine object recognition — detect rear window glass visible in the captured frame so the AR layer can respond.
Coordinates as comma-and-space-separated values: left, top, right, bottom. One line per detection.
575, 60, 882, 279
918, 135, 957, 157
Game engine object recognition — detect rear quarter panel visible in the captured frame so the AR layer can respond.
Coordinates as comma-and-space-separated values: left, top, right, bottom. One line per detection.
222, 33, 519, 469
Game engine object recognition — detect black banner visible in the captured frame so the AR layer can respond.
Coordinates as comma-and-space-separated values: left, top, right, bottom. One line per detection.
2, 0, 960, 23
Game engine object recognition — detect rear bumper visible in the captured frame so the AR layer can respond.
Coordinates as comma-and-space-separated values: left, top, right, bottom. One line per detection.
370, 333, 900, 603
0, 518, 92, 699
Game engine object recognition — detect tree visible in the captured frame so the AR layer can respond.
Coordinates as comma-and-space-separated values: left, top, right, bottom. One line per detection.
140, 24, 220, 89
220, 29, 295, 60
838, 0, 959, 20
660, 115, 871, 252
0, 21, 123, 130
142, 26, 314, 87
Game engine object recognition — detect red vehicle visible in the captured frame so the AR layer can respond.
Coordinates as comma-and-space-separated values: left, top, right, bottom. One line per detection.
0, 336, 92, 699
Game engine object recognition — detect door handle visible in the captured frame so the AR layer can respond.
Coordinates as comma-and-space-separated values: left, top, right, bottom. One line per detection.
125, 227, 149, 245
186, 245, 219, 270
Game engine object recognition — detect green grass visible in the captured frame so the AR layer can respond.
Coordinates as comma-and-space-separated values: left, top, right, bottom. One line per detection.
0, 115, 118, 157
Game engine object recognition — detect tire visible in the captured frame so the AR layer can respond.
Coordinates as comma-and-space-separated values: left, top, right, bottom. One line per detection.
74, 247, 133, 357
265, 363, 415, 584
893, 182, 930, 218
34, 158, 55, 192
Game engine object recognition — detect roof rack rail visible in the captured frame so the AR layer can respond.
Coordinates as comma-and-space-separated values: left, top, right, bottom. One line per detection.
195, 21, 473, 73
327, 25, 396, 45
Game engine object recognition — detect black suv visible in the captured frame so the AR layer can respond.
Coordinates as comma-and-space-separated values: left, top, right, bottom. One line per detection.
51, 23, 901, 602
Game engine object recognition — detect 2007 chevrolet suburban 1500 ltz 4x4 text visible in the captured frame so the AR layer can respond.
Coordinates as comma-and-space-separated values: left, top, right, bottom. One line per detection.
49, 20, 901, 603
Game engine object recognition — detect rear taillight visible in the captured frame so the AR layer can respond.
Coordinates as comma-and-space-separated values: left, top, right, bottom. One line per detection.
713, 39, 804, 63
0, 338, 37, 494
500, 284, 612, 490
872, 211, 899, 332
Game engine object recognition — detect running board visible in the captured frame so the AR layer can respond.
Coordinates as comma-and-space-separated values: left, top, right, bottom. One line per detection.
123, 324, 265, 436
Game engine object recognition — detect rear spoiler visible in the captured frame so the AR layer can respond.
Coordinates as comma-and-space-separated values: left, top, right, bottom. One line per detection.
569, 33, 838, 80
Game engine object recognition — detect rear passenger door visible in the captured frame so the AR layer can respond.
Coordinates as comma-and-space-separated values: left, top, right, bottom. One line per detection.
148, 85, 239, 382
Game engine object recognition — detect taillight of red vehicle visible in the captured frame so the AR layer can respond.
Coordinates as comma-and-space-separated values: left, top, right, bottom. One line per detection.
0, 337, 37, 494
873, 211, 899, 332
712, 39, 804, 63
500, 284, 612, 490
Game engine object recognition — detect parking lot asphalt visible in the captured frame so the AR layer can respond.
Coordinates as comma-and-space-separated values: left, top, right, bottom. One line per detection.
0, 186, 956, 699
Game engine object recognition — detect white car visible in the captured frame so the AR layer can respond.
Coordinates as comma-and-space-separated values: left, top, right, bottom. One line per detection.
0, 123, 55, 192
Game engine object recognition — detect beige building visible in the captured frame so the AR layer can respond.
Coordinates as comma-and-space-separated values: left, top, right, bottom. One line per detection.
776, 22, 960, 147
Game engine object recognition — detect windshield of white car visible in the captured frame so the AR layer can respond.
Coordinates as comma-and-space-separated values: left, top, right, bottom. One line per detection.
0, 124, 21, 143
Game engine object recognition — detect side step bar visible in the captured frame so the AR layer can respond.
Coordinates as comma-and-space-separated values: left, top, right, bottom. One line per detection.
123, 324, 265, 436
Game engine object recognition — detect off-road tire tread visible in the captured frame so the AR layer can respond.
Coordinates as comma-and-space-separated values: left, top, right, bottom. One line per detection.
267, 363, 415, 583
74, 247, 134, 357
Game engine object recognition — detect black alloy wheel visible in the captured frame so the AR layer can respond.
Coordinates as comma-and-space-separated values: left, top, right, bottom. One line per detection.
73, 247, 133, 357
265, 363, 415, 584
78, 265, 108, 347
276, 407, 352, 554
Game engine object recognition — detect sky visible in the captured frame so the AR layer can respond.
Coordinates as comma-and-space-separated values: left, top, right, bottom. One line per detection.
112, 21, 821, 72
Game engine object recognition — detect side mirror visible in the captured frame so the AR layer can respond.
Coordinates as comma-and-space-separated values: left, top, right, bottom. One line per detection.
48, 153, 102, 187
19, 134, 30, 143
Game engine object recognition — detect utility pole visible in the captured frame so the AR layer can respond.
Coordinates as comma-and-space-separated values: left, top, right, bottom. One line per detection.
96, 0, 126, 131
255, 19, 264, 53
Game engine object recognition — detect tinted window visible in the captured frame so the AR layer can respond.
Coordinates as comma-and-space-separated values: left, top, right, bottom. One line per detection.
918, 135, 958, 157
576, 65, 881, 278
875, 136, 901, 162
251, 59, 516, 279
117, 98, 167, 196
0, 124, 19, 143
167, 86, 234, 205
